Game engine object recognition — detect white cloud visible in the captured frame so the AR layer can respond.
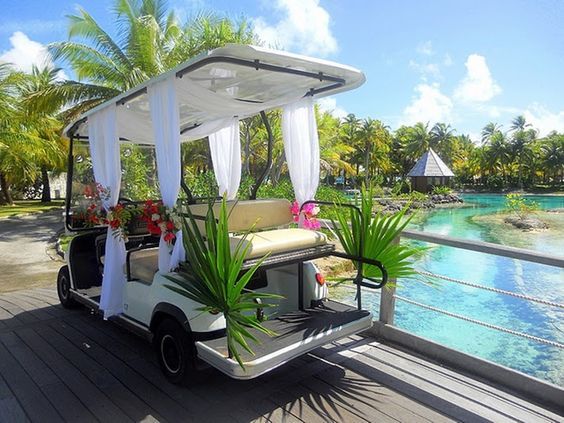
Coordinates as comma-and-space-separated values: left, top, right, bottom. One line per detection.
401, 83, 453, 125
443, 54, 453, 67
0, 31, 66, 79
454, 54, 501, 103
409, 60, 440, 80
416, 41, 434, 56
317, 96, 347, 119
523, 103, 564, 136
252, 0, 338, 57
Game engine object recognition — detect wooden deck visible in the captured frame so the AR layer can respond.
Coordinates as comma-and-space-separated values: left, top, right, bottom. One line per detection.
0, 288, 561, 423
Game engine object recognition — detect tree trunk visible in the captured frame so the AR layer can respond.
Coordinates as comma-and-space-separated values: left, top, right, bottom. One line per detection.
364, 140, 371, 185
242, 123, 251, 177
0, 172, 13, 205
41, 166, 52, 203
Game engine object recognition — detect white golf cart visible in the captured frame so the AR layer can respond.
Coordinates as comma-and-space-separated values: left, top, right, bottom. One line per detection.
58, 44, 387, 383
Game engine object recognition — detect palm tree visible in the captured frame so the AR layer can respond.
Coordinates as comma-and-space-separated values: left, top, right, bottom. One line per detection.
20, 66, 67, 202
33, 1, 255, 121
340, 113, 361, 182
405, 122, 431, 161
508, 115, 536, 188
510, 115, 531, 132
481, 122, 502, 145
540, 135, 564, 184
430, 122, 455, 165
485, 131, 510, 180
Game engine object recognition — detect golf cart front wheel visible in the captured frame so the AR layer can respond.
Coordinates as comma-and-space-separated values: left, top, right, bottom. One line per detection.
154, 318, 196, 384
57, 266, 78, 309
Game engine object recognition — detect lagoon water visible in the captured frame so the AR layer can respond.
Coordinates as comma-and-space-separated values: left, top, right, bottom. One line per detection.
358, 194, 564, 386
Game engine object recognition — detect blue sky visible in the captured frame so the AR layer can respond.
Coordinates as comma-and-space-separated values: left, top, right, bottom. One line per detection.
1, 0, 563, 139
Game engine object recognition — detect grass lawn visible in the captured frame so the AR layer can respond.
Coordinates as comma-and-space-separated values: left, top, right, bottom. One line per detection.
0, 200, 64, 218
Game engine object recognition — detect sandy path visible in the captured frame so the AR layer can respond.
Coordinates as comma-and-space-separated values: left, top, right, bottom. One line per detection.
0, 210, 64, 292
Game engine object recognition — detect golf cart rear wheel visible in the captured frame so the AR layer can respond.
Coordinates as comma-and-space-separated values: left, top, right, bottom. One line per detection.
154, 318, 196, 384
57, 266, 78, 309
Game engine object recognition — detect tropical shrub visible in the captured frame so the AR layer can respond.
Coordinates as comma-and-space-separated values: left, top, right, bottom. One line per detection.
431, 186, 452, 195
165, 196, 280, 368
505, 193, 539, 220
391, 179, 411, 195
330, 184, 425, 282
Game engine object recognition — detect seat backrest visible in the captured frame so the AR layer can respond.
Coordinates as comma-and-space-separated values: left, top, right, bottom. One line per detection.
187, 198, 293, 233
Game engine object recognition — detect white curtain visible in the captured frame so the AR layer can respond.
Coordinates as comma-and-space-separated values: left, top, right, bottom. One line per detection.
208, 117, 241, 200
282, 97, 320, 224
148, 76, 181, 273
88, 104, 126, 319
169, 118, 241, 271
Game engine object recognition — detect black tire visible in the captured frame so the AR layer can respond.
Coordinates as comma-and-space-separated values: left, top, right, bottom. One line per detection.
154, 318, 196, 384
57, 266, 79, 309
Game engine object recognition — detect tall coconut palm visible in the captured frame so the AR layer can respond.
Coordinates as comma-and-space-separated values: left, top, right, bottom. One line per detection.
481, 122, 502, 145
20, 66, 68, 202
540, 134, 564, 184
510, 115, 531, 132
32, 0, 255, 122
430, 122, 456, 165
405, 122, 431, 161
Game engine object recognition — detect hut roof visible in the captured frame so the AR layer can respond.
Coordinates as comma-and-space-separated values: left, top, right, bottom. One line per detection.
407, 148, 454, 177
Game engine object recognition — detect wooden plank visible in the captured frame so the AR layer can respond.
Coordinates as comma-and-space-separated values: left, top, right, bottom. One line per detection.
0, 373, 29, 423
270, 381, 370, 423
0, 331, 97, 423
63, 314, 220, 417
8, 292, 65, 317
2, 293, 59, 320
0, 298, 37, 324
331, 343, 514, 423
0, 337, 62, 422
49, 318, 196, 422
37, 324, 161, 422
314, 363, 454, 423
1, 295, 54, 323
366, 343, 562, 422
298, 376, 397, 422
17, 327, 133, 422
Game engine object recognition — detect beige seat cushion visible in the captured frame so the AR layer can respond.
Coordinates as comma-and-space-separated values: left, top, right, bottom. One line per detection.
188, 199, 293, 233
127, 229, 327, 278
129, 248, 159, 282
231, 228, 327, 260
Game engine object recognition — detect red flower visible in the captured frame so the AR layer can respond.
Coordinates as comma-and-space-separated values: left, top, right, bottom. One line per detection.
163, 232, 175, 243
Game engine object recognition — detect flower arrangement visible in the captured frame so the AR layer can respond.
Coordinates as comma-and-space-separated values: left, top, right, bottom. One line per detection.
141, 200, 178, 244
290, 200, 321, 230
75, 183, 139, 240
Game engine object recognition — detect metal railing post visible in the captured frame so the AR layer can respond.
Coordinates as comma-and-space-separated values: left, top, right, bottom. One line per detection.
379, 236, 399, 325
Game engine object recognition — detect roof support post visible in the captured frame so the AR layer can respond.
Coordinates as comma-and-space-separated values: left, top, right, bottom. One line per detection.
249, 111, 273, 200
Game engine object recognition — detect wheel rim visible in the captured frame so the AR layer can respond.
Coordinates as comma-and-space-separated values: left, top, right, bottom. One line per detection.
59, 275, 69, 299
161, 334, 181, 374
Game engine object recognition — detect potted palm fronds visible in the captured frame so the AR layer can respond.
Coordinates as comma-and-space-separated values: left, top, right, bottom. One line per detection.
165, 197, 280, 368
331, 184, 425, 284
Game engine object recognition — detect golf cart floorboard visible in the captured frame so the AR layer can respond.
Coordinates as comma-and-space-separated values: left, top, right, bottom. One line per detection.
196, 299, 371, 380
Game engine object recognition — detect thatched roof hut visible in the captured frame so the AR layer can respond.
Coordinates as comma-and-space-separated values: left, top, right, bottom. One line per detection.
407, 149, 454, 192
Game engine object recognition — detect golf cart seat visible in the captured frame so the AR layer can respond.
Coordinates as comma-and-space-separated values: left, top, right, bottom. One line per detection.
188, 199, 331, 260
127, 199, 332, 282
128, 247, 159, 282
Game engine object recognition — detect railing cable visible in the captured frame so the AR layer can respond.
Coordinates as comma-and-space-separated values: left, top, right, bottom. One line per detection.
416, 270, 564, 309
394, 295, 564, 349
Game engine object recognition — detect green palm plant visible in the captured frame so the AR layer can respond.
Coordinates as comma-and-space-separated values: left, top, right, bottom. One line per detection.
165, 197, 280, 368
330, 184, 425, 282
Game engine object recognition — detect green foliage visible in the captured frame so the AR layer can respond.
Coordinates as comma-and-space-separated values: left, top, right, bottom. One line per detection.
165, 197, 280, 369
431, 186, 452, 195
391, 179, 411, 195
120, 145, 158, 199
505, 193, 539, 219
186, 171, 218, 199
330, 184, 425, 282
256, 178, 295, 201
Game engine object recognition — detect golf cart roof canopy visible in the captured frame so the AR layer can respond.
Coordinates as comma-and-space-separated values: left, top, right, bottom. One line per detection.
65, 44, 365, 144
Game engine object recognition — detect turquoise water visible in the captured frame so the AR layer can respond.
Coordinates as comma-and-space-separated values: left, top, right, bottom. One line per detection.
359, 194, 564, 386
